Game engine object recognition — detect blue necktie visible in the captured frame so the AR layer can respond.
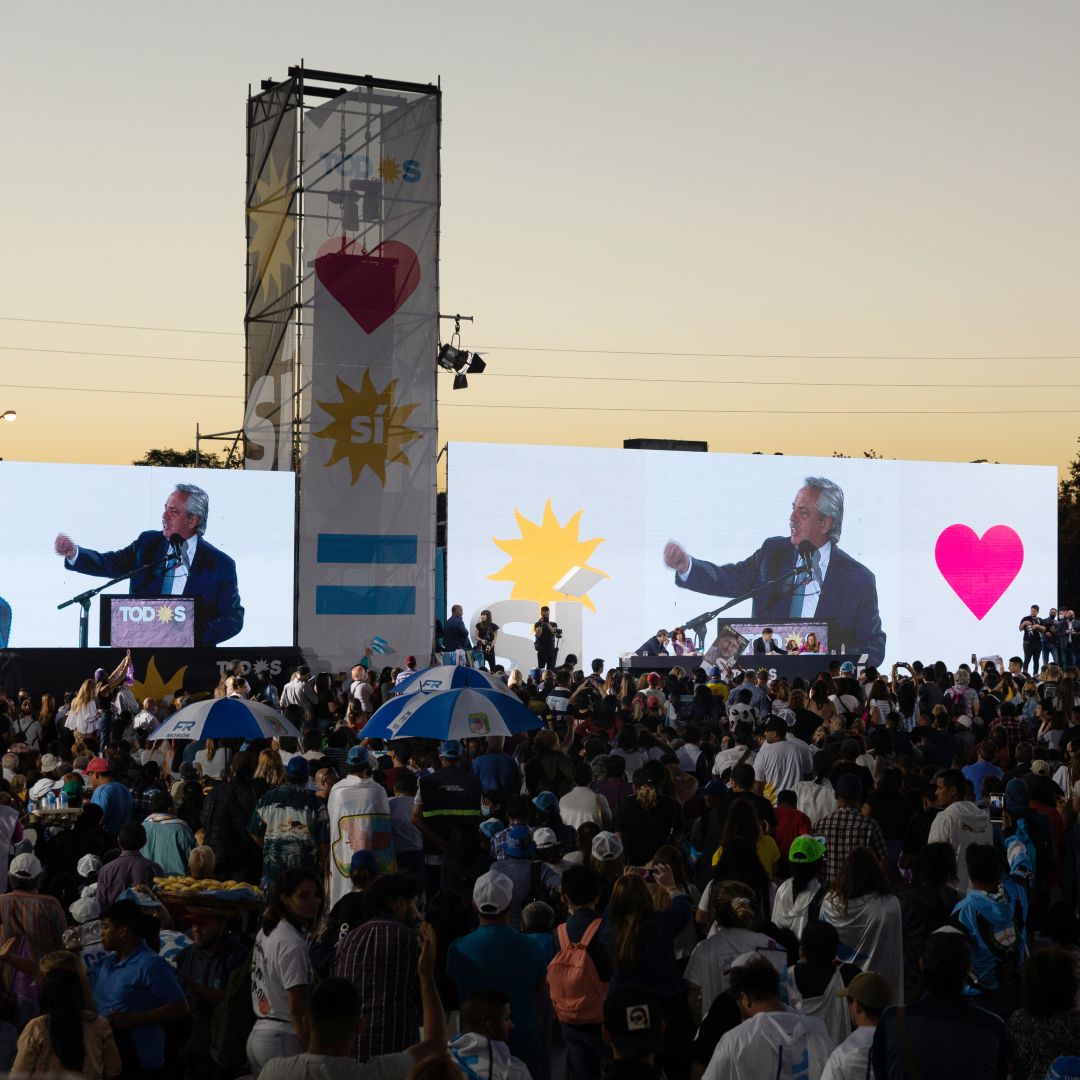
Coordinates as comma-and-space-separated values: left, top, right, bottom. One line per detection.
162, 545, 177, 595
789, 551, 816, 617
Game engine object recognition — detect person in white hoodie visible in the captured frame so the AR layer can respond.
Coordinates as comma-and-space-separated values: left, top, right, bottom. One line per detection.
702, 954, 834, 1080
821, 971, 892, 1080
926, 767, 993, 893
772, 835, 828, 939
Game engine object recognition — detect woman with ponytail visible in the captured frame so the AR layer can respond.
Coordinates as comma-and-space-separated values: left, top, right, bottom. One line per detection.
614, 759, 682, 866
685, 880, 788, 1020
11, 966, 120, 1078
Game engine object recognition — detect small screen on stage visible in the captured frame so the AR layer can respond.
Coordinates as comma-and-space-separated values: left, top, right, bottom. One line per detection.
722, 620, 830, 656
446, 443, 1057, 672
0, 462, 295, 648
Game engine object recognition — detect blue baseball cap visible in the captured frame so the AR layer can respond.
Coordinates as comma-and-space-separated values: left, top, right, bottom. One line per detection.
438, 740, 463, 760
350, 850, 379, 874
479, 817, 505, 840
286, 757, 310, 782
347, 745, 372, 767
532, 791, 558, 814
505, 823, 535, 859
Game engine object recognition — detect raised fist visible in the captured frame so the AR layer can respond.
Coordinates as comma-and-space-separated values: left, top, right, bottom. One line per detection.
54, 534, 77, 560
663, 540, 691, 576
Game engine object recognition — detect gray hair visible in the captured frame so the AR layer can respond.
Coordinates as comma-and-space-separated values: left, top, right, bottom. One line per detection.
803, 477, 844, 543
174, 483, 209, 536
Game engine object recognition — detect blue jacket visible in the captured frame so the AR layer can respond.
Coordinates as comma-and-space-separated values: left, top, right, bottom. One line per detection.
71, 529, 243, 645
677, 535, 885, 666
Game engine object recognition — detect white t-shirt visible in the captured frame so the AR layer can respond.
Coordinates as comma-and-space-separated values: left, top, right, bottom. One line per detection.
820, 1024, 876, 1080
251, 920, 313, 1026
195, 746, 227, 779
794, 779, 836, 823
712, 745, 756, 777
685, 928, 788, 1017
754, 738, 814, 802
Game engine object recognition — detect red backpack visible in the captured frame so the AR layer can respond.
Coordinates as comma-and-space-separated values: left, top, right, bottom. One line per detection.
547, 919, 608, 1025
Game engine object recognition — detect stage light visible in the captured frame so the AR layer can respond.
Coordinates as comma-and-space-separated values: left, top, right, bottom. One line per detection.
453, 373, 468, 390
328, 189, 360, 232
1, 410, 15, 423
438, 343, 469, 372
466, 354, 485, 375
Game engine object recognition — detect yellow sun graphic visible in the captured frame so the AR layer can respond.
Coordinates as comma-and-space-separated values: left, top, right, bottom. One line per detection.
314, 369, 421, 485
156, 605, 174, 623
247, 151, 296, 300
488, 501, 608, 611
378, 157, 402, 182
131, 656, 188, 705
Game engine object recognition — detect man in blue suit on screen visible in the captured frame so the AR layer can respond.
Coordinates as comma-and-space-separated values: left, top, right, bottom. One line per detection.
54, 483, 244, 646
663, 476, 885, 667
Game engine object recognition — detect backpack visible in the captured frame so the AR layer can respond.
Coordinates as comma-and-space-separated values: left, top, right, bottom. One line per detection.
947, 686, 972, 716
548, 919, 608, 1025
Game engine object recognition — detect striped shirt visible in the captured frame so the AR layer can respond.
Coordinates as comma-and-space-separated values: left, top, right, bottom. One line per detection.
333, 916, 419, 1061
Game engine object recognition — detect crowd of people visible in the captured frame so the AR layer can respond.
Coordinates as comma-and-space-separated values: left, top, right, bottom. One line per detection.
3, 641, 1080, 1078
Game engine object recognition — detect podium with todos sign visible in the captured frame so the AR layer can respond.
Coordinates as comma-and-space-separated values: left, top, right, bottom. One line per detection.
100, 595, 197, 648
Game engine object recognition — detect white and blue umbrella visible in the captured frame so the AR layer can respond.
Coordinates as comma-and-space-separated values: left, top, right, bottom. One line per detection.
390, 664, 516, 699
148, 697, 302, 741
362, 686, 542, 742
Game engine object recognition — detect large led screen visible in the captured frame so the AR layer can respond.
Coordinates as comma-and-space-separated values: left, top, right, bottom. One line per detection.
0, 463, 295, 648
447, 444, 1057, 672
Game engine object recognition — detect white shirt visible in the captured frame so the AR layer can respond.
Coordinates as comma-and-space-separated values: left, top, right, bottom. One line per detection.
326, 775, 394, 906
821, 1024, 876, 1080
754, 738, 814, 802
165, 534, 198, 594
685, 928, 788, 1018
712, 745, 756, 777
251, 920, 313, 1028
559, 786, 609, 830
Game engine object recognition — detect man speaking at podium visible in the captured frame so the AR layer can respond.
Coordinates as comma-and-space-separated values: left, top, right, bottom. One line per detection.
54, 483, 244, 646
663, 476, 885, 667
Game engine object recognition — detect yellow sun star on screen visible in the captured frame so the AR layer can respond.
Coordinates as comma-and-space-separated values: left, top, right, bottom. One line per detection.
378, 157, 402, 181
131, 656, 188, 705
156, 605, 174, 623
489, 501, 607, 611
247, 151, 296, 300
314, 370, 421, 485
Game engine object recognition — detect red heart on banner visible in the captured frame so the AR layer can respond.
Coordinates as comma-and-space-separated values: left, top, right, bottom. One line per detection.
314, 238, 420, 334
934, 524, 1024, 620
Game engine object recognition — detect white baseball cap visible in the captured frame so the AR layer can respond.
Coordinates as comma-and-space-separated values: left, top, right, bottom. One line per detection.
473, 870, 514, 916
9, 852, 42, 880
592, 831, 624, 862
533, 827, 560, 850
77, 854, 102, 878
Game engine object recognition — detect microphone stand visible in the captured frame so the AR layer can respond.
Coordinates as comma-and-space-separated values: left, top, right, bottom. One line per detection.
58, 547, 183, 649
683, 559, 811, 653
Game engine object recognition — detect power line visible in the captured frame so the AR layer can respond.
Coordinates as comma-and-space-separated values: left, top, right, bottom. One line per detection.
2, 344, 1079, 390
438, 403, 1080, 415
0, 345, 241, 366
1, 315, 1077, 361
0, 315, 241, 336
0, 382, 240, 400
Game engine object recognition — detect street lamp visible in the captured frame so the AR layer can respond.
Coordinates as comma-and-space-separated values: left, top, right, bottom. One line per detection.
1, 411, 15, 422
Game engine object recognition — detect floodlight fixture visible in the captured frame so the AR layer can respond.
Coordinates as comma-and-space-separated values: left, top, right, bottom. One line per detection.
1, 410, 15, 423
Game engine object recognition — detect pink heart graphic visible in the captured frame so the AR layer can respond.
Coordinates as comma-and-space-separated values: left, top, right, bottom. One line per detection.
934, 524, 1024, 620
314, 238, 420, 334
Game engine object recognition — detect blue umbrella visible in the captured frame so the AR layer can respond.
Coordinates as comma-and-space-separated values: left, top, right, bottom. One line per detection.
148, 697, 302, 741
362, 686, 542, 742
390, 664, 516, 699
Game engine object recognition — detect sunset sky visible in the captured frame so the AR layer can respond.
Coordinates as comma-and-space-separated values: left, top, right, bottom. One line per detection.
2, 1, 1078, 478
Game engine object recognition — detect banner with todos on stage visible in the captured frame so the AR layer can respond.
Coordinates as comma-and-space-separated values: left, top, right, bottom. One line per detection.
297, 84, 439, 672
447, 443, 1058, 671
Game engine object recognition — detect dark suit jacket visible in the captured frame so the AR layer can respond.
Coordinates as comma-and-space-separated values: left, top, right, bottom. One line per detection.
636, 636, 669, 657
677, 535, 885, 666
752, 636, 783, 654
70, 530, 244, 646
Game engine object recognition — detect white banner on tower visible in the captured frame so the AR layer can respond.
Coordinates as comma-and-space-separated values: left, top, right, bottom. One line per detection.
297, 85, 439, 670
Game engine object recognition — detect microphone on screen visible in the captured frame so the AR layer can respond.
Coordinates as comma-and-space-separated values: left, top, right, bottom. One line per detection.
168, 532, 187, 569
797, 539, 816, 580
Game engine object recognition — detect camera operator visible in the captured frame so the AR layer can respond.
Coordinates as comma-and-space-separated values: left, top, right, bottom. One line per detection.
534, 606, 560, 670
474, 610, 500, 672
